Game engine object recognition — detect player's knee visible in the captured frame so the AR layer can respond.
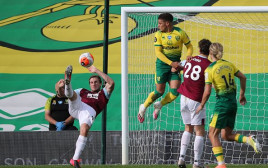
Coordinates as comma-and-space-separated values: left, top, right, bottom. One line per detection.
185, 125, 194, 133
80, 124, 90, 136
195, 126, 205, 136
208, 131, 214, 141
221, 132, 231, 141
221, 134, 228, 141
208, 128, 219, 140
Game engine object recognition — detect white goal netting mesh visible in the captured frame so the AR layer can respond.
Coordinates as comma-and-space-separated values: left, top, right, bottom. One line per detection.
126, 12, 268, 165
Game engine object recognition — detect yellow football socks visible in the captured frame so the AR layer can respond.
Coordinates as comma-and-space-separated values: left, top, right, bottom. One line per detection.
144, 92, 155, 108
235, 134, 247, 143
212, 146, 225, 165
160, 92, 177, 106
144, 89, 177, 108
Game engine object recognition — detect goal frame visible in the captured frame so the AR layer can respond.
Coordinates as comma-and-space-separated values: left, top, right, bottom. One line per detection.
121, 6, 268, 165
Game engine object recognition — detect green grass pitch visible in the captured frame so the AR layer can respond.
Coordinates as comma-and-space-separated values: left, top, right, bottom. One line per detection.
0, 165, 267, 168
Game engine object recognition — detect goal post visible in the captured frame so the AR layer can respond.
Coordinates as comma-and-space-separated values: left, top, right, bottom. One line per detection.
121, 6, 268, 165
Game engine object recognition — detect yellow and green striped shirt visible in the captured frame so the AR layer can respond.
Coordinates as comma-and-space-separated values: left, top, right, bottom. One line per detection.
205, 59, 239, 96
154, 27, 191, 62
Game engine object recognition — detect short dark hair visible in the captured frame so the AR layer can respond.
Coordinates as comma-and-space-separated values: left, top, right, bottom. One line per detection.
89, 75, 102, 84
199, 39, 212, 56
158, 13, 173, 22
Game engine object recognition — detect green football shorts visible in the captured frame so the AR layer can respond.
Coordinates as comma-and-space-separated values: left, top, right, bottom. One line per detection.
155, 64, 181, 84
209, 96, 237, 129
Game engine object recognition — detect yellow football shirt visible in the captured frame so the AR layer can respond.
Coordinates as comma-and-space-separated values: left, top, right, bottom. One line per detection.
205, 59, 239, 96
154, 27, 191, 62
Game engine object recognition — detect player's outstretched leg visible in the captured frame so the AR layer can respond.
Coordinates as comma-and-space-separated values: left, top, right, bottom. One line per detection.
177, 160, 186, 168
64, 65, 74, 98
153, 101, 162, 120
70, 159, 81, 168
247, 135, 261, 153
138, 104, 146, 123
65, 65, 73, 85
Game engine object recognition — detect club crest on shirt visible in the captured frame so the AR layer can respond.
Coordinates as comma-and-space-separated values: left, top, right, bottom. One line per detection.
167, 40, 173, 45
58, 100, 63, 104
167, 35, 172, 40
87, 93, 99, 99
52, 100, 57, 105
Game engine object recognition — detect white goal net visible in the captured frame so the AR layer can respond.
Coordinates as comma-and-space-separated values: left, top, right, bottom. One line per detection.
121, 7, 268, 165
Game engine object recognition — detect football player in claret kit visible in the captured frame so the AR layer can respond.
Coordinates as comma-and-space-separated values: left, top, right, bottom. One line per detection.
64, 65, 115, 168
177, 39, 212, 168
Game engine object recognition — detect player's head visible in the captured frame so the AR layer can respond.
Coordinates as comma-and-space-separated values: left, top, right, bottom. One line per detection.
198, 39, 212, 56
209, 42, 223, 60
158, 13, 173, 32
89, 75, 102, 92
55, 79, 65, 97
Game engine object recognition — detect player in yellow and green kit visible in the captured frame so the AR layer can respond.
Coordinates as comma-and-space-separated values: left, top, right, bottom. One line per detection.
196, 43, 261, 168
138, 13, 193, 123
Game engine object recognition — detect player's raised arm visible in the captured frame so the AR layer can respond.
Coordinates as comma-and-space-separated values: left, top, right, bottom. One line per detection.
155, 46, 172, 65
87, 65, 115, 94
183, 31, 193, 62
185, 42, 193, 58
